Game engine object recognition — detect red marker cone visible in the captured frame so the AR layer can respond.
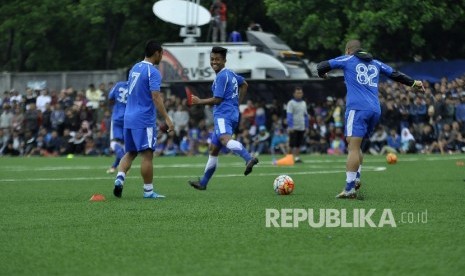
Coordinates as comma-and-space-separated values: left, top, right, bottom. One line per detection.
90, 194, 106, 202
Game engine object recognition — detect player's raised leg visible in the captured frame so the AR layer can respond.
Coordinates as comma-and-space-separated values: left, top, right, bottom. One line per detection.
189, 146, 221, 190
217, 119, 258, 175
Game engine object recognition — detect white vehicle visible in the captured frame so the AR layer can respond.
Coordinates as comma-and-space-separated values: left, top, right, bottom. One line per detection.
153, 0, 312, 81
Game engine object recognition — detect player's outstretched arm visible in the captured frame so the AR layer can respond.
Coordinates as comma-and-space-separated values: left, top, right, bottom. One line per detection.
389, 70, 425, 92
152, 92, 174, 132
316, 60, 332, 78
192, 96, 222, 106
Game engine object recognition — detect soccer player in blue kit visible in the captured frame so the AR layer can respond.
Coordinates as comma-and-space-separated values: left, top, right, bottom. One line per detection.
317, 40, 424, 199
188, 46, 259, 190
106, 80, 128, 174
113, 40, 174, 199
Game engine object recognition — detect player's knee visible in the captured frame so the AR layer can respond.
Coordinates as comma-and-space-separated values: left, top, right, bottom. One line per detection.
219, 136, 230, 146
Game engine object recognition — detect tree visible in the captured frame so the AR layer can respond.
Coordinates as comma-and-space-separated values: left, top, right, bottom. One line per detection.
264, 0, 465, 61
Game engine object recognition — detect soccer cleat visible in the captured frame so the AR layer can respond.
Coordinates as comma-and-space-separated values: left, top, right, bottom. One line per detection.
188, 179, 207, 190
106, 167, 116, 174
143, 192, 166, 199
244, 157, 259, 176
355, 179, 362, 191
113, 179, 123, 198
295, 158, 303, 164
335, 188, 357, 199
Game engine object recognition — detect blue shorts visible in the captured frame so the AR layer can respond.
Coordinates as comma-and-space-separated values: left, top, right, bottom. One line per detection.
211, 117, 237, 147
110, 120, 124, 142
124, 127, 157, 152
345, 110, 380, 138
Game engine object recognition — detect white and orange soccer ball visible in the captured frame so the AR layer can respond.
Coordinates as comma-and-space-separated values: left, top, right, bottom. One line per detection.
386, 153, 398, 164
273, 175, 295, 195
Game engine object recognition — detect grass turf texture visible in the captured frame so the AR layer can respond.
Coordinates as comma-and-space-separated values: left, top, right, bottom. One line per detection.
1, 154, 464, 275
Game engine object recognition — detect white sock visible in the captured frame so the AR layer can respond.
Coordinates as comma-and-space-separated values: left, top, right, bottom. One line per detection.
346, 171, 357, 183
204, 156, 218, 172
116, 172, 126, 185
144, 183, 153, 194
226, 139, 243, 151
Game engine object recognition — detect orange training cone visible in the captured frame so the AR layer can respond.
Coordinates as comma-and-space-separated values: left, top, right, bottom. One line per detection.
275, 154, 295, 166
90, 194, 106, 202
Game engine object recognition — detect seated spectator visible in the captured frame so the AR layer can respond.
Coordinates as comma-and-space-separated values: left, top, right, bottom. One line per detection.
0, 129, 8, 155
248, 21, 263, 31
327, 134, 346, 155
416, 124, 440, 154
307, 128, 328, 154
4, 131, 24, 156
380, 129, 402, 154
45, 130, 63, 156
400, 127, 416, 153
163, 137, 179, 157
438, 123, 461, 154
270, 128, 289, 156
369, 125, 388, 155
179, 136, 191, 156
229, 30, 242, 42
237, 128, 253, 152
28, 134, 47, 157
252, 125, 270, 156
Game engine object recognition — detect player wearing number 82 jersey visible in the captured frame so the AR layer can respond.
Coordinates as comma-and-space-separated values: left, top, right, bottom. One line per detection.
317, 39, 424, 199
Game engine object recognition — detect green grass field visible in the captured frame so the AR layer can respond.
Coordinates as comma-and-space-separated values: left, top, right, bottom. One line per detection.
1, 154, 465, 275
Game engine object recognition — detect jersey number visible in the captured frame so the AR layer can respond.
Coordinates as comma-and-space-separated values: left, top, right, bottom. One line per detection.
128, 72, 140, 95
117, 87, 128, 104
356, 63, 378, 87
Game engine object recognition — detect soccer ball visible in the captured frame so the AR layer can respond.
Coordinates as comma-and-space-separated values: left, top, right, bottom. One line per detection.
386, 153, 397, 164
273, 175, 295, 195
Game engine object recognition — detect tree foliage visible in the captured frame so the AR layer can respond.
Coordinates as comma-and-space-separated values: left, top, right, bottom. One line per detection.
265, 0, 465, 61
1, 0, 464, 71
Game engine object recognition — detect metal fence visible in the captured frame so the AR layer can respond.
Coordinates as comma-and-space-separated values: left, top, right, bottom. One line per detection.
0, 70, 128, 93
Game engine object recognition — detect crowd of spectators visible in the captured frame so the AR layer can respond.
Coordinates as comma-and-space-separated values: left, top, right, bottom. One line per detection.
1, 74, 464, 158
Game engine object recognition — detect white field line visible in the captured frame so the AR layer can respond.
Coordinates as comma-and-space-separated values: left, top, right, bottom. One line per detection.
0, 166, 386, 183
1, 154, 462, 172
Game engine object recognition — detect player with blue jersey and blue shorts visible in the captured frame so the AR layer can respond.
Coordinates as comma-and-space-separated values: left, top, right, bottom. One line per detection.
113, 40, 174, 199
317, 40, 425, 199
188, 46, 259, 190
106, 81, 128, 174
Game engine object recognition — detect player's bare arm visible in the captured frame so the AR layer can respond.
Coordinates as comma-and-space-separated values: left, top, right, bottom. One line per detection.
239, 81, 248, 103
191, 96, 222, 106
152, 91, 174, 132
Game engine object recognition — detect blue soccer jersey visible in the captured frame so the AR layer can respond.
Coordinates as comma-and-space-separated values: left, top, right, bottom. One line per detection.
329, 55, 394, 114
125, 61, 162, 129
212, 68, 244, 122
108, 81, 128, 124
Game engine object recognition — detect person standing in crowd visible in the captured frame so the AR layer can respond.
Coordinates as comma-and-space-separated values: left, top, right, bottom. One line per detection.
210, 0, 227, 42
188, 46, 259, 191
113, 40, 174, 199
317, 39, 425, 199
286, 86, 309, 163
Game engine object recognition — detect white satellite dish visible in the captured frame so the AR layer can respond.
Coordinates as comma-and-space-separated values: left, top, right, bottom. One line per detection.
153, 0, 211, 27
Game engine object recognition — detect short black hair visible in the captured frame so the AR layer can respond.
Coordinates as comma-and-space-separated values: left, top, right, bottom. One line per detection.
211, 46, 227, 59
145, 40, 162, 57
